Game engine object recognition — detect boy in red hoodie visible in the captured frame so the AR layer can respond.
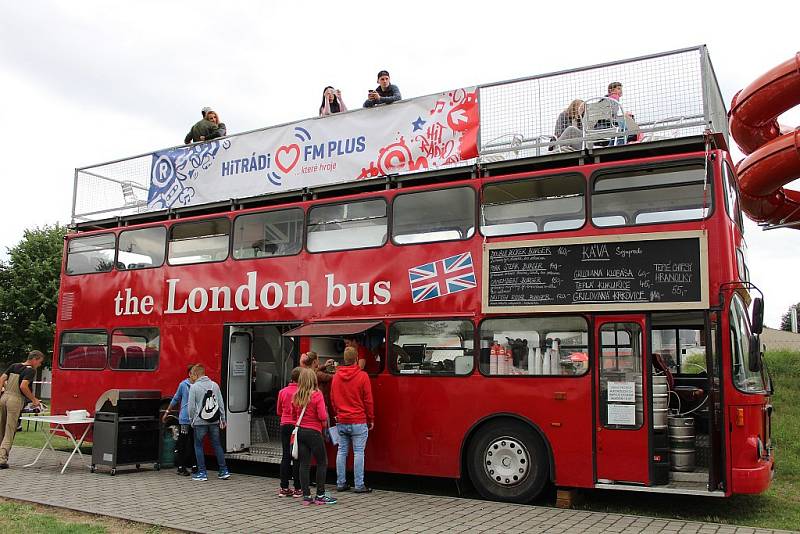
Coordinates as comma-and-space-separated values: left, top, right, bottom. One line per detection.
331, 346, 374, 493
276, 367, 302, 497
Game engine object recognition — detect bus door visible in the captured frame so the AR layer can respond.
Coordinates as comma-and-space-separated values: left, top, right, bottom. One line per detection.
594, 316, 650, 485
225, 327, 252, 452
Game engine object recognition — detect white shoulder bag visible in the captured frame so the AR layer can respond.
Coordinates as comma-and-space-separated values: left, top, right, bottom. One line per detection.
290, 404, 308, 460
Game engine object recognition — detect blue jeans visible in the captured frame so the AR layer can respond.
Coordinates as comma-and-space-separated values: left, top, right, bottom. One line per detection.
193, 424, 227, 473
336, 423, 369, 488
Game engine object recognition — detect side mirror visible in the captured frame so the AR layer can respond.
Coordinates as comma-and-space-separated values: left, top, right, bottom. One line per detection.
752, 297, 764, 334
748, 334, 762, 373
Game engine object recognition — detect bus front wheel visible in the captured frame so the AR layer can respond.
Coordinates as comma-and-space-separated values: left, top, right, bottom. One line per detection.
467, 420, 548, 503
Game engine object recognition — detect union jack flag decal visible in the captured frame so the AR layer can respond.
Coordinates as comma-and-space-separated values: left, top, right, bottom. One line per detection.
408, 252, 476, 303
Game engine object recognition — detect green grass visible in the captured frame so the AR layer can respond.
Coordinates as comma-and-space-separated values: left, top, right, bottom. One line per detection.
0, 501, 106, 534
577, 350, 800, 530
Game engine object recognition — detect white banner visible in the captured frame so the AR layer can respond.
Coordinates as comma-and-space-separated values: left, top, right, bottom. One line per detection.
147, 87, 479, 210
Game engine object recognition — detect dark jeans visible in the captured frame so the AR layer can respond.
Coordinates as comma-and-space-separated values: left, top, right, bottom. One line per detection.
297, 427, 326, 497
176, 424, 195, 469
193, 424, 227, 473
280, 424, 300, 490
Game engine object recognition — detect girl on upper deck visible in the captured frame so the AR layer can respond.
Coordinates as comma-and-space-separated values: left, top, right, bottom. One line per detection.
319, 86, 348, 116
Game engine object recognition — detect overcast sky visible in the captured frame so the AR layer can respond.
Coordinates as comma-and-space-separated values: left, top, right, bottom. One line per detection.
1, 0, 797, 327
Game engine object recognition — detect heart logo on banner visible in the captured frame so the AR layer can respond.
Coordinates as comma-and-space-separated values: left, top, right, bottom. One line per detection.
275, 144, 301, 174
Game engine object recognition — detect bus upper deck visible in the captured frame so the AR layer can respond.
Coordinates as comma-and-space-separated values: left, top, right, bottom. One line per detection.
71, 45, 727, 230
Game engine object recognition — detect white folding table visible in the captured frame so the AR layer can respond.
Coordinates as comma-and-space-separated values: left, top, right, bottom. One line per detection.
20, 415, 94, 474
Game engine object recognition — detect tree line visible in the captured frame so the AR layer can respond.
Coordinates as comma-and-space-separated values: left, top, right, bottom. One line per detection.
0, 225, 65, 368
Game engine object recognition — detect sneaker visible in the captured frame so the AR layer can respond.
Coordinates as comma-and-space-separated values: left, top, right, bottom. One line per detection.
354, 486, 373, 494
302, 496, 315, 506
292, 489, 303, 497
191, 471, 208, 481
176, 467, 188, 475
0, 464, 8, 470
314, 494, 337, 505
336, 485, 351, 492
218, 468, 231, 480
277, 488, 294, 497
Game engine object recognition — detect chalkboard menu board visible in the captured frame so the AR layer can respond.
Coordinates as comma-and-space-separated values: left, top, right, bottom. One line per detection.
483, 231, 708, 313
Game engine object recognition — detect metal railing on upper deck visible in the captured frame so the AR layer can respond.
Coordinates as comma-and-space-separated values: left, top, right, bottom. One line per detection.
72, 45, 727, 224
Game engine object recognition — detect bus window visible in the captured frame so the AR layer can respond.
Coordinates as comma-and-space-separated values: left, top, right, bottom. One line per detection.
592, 164, 710, 227
110, 328, 159, 371
168, 218, 230, 265
66, 234, 115, 275
479, 316, 589, 376
307, 199, 387, 252
117, 227, 166, 270
59, 331, 107, 370
736, 248, 750, 283
730, 294, 765, 393
599, 322, 643, 428
393, 187, 475, 245
388, 320, 474, 376
652, 327, 705, 374
722, 162, 744, 230
481, 175, 585, 236
233, 208, 303, 259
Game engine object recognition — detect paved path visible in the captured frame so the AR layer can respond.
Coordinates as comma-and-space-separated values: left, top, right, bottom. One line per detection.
0, 447, 792, 534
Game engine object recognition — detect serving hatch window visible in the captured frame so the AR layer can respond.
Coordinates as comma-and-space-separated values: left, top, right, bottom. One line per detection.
307, 198, 387, 252
59, 331, 108, 370
592, 164, 711, 227
393, 187, 475, 244
66, 234, 115, 275
479, 316, 589, 376
168, 218, 230, 265
117, 227, 166, 270
110, 327, 160, 371
481, 175, 585, 236
233, 208, 303, 259
388, 319, 474, 376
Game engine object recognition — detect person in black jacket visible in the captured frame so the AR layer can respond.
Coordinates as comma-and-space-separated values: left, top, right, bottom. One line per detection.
364, 70, 402, 108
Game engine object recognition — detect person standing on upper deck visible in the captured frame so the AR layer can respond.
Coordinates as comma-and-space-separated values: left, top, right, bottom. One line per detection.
320, 86, 348, 116
0, 350, 44, 469
363, 70, 402, 108
184, 107, 227, 144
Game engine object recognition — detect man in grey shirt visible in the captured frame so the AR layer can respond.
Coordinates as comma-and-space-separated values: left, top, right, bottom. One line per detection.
364, 70, 402, 108
188, 364, 230, 481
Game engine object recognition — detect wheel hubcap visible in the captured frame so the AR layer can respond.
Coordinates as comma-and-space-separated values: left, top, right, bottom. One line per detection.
483, 436, 530, 486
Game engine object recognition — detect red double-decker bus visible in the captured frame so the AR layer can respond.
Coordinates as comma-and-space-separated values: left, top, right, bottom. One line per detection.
53, 47, 773, 501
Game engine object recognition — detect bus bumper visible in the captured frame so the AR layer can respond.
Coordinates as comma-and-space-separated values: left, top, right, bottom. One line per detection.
731, 457, 774, 494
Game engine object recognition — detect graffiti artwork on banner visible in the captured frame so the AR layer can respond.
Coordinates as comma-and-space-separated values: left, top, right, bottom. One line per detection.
357, 87, 479, 179
146, 87, 480, 210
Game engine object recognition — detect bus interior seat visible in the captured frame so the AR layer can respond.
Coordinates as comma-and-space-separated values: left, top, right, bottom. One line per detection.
62, 346, 86, 368
84, 346, 107, 368
110, 345, 125, 368
125, 346, 144, 369
144, 347, 158, 368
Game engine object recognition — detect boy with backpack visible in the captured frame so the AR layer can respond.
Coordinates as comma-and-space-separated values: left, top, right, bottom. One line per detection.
187, 364, 231, 481
276, 367, 302, 496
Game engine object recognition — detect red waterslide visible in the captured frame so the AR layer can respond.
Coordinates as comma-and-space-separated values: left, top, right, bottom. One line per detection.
729, 52, 800, 227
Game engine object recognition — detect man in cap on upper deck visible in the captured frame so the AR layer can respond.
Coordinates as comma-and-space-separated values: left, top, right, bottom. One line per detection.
364, 70, 402, 108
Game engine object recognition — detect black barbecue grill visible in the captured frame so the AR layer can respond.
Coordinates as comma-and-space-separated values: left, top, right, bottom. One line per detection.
91, 389, 162, 475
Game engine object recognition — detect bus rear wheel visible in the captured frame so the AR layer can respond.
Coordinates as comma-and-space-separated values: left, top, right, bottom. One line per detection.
467, 420, 548, 503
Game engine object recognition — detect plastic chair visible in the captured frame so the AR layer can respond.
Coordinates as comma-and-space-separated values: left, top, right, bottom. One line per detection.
582, 97, 625, 149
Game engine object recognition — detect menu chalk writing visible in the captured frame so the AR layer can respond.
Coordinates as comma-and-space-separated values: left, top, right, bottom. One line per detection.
487, 237, 703, 308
